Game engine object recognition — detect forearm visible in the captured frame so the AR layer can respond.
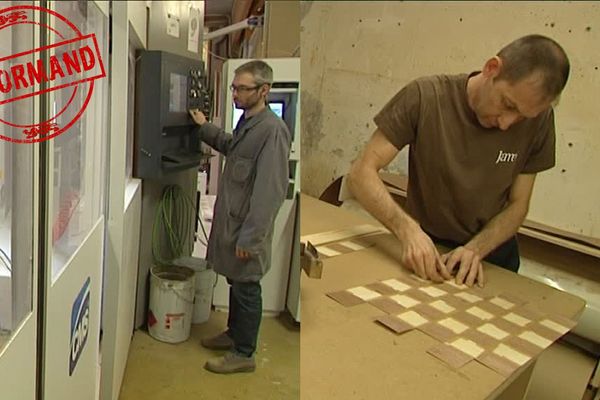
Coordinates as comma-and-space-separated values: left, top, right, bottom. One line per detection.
466, 201, 528, 258
195, 123, 232, 155
348, 162, 418, 239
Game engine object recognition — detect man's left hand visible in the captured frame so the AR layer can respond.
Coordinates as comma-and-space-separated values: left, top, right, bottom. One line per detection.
441, 246, 485, 287
235, 246, 251, 260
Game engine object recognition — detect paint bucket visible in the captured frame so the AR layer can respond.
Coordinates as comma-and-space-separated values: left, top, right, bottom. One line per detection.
171, 256, 216, 324
148, 265, 195, 343
192, 266, 216, 324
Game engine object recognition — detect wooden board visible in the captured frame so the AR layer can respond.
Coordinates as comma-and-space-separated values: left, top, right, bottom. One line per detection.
519, 227, 600, 259
300, 194, 586, 400
300, 223, 388, 246
379, 171, 409, 192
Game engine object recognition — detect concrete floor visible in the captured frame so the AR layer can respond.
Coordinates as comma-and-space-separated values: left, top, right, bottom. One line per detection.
119, 310, 299, 400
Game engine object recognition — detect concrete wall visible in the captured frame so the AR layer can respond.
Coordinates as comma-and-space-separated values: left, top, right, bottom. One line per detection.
301, 1, 600, 239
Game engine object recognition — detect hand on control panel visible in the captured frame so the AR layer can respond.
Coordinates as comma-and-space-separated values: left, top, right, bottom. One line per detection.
189, 108, 207, 126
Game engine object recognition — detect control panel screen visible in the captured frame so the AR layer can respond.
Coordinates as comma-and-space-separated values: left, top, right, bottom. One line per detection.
269, 101, 284, 118
232, 101, 284, 129
169, 73, 188, 112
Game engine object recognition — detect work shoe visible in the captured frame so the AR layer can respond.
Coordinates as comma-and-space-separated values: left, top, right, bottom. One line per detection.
200, 331, 234, 350
204, 351, 256, 374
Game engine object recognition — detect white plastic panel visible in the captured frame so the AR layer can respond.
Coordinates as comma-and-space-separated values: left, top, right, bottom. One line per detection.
44, 219, 104, 400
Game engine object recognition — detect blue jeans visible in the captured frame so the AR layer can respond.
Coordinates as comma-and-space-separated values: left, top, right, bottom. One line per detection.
427, 232, 520, 272
226, 279, 262, 357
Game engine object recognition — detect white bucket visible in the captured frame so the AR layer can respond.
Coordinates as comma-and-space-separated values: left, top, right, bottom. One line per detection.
193, 268, 216, 324
148, 265, 195, 343
170, 256, 216, 324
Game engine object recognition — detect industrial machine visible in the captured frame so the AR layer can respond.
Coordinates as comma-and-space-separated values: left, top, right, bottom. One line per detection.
133, 50, 211, 179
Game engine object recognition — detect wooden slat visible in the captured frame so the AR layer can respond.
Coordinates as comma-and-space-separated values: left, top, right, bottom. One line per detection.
300, 223, 388, 246
518, 227, 600, 259
379, 172, 409, 191
522, 219, 600, 248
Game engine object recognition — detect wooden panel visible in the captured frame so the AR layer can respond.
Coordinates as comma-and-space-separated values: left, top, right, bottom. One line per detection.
300, 195, 586, 400
300, 224, 387, 246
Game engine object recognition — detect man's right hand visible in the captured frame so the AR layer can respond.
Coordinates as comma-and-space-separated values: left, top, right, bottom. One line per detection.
347, 129, 451, 284
397, 223, 451, 283
189, 109, 207, 126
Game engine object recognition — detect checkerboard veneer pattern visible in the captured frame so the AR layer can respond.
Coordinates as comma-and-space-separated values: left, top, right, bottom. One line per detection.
301, 224, 389, 259
315, 236, 379, 258
326, 276, 576, 376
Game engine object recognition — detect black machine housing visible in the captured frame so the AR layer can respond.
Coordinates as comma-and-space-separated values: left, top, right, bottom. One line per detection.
134, 50, 211, 179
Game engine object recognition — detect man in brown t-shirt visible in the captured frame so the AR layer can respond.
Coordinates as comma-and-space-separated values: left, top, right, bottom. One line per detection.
348, 35, 570, 287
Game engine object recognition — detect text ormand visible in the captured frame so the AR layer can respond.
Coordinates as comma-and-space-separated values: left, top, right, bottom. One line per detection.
0, 33, 106, 105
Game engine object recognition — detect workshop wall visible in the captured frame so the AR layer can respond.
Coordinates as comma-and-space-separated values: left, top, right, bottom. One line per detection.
243, 1, 300, 58
265, 1, 300, 57
300, 1, 600, 239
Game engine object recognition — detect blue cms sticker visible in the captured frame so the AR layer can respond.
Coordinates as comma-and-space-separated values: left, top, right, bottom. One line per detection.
69, 277, 90, 376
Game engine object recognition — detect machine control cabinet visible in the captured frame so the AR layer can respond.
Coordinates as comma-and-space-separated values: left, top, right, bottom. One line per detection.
134, 50, 211, 179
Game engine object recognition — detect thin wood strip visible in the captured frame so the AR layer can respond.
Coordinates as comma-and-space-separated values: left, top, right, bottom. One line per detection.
463, 330, 499, 350
453, 311, 488, 327
506, 336, 545, 357
316, 246, 341, 258
375, 315, 414, 334
513, 305, 546, 321
300, 224, 388, 246
326, 290, 364, 307
364, 282, 400, 296
427, 343, 473, 369
522, 219, 600, 248
369, 297, 407, 315
419, 322, 457, 342
519, 226, 600, 259
413, 303, 447, 321
326, 242, 355, 255
477, 352, 520, 377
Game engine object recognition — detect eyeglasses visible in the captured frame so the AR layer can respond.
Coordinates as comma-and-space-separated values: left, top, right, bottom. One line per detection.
229, 84, 260, 93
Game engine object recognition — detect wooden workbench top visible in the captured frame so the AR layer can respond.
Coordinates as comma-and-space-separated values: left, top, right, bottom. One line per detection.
300, 194, 586, 400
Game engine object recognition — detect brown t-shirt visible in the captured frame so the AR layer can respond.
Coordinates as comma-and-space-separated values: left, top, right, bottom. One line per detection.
374, 73, 555, 244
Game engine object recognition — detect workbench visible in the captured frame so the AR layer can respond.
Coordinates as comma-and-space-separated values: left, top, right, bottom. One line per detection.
300, 194, 586, 400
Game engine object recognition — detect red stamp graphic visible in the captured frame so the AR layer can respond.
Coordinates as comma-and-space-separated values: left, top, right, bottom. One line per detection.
0, 5, 106, 143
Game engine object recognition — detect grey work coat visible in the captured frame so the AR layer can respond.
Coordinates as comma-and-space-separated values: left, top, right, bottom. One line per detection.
197, 107, 291, 282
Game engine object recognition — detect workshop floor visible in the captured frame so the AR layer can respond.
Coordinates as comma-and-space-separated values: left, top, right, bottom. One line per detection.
520, 239, 598, 400
119, 310, 299, 400
525, 340, 596, 400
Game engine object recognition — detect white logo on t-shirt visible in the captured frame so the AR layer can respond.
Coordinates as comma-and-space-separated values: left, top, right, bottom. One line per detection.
496, 150, 518, 164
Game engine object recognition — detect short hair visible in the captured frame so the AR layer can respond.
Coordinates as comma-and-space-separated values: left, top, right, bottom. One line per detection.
235, 60, 273, 86
496, 34, 570, 101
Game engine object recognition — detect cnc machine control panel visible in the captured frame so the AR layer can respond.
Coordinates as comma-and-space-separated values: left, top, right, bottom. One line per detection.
134, 50, 212, 179
188, 68, 211, 116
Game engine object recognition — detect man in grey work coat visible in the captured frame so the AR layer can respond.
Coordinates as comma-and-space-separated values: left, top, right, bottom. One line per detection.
189, 60, 291, 374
